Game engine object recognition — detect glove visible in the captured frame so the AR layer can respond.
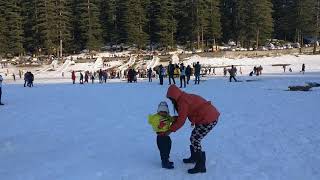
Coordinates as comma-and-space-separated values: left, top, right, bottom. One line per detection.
158, 120, 166, 129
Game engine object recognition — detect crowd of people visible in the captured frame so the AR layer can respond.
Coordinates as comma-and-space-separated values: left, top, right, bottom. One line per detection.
156, 61, 201, 88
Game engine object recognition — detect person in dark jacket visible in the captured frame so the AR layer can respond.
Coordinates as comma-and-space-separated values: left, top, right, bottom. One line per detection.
84, 72, 89, 83
128, 69, 134, 83
164, 85, 220, 174
91, 73, 95, 84
80, 72, 84, 84
99, 69, 103, 83
24, 72, 28, 87
27, 72, 34, 87
301, 64, 305, 74
228, 65, 238, 82
193, 62, 201, 84
179, 63, 186, 88
103, 70, 108, 83
148, 68, 153, 82
167, 62, 176, 85
186, 65, 192, 84
158, 65, 164, 85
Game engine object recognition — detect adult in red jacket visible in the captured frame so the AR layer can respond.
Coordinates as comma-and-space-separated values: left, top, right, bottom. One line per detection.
165, 85, 220, 174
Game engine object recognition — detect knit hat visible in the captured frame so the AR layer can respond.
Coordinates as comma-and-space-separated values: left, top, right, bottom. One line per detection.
157, 101, 169, 114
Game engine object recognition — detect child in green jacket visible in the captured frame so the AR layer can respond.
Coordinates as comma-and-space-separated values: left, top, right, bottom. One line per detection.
148, 101, 175, 169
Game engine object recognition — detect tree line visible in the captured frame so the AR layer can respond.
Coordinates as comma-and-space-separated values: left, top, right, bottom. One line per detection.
0, 0, 319, 56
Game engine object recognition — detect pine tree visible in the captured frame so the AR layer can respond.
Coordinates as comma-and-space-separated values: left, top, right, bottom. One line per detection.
78, 0, 103, 51
234, 0, 248, 46
100, 0, 118, 44
55, 0, 73, 56
294, 0, 318, 45
148, 0, 161, 47
272, 0, 296, 41
148, 0, 176, 49
245, 0, 273, 49
206, 0, 222, 50
70, 0, 82, 52
221, 0, 246, 45
21, 0, 37, 54
175, 1, 196, 48
4, 0, 24, 56
34, 0, 58, 55
0, 0, 8, 56
125, 0, 149, 49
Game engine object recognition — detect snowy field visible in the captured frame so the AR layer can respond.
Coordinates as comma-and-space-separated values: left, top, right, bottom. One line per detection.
0, 73, 320, 180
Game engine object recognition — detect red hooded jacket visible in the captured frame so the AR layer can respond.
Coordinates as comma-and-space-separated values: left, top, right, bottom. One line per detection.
167, 85, 220, 132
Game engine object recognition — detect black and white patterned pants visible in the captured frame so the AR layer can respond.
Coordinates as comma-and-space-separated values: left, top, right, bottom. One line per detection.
190, 121, 218, 152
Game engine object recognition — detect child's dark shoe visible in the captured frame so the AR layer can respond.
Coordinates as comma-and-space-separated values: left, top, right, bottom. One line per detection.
162, 160, 174, 169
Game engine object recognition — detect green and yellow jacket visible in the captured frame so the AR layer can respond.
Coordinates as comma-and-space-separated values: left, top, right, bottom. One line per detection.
148, 114, 174, 133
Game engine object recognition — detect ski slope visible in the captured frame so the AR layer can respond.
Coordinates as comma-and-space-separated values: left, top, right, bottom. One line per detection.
0, 73, 320, 180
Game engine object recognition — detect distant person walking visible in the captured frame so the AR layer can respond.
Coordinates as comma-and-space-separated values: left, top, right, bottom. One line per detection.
223, 67, 227, 76
24, 72, 28, 87
148, 68, 153, 82
91, 73, 95, 84
84, 72, 89, 83
186, 65, 192, 84
193, 62, 201, 84
283, 65, 286, 72
179, 63, 186, 88
301, 64, 305, 74
158, 65, 164, 85
80, 72, 84, 84
228, 65, 238, 82
0, 75, 4, 105
168, 62, 176, 85
71, 71, 76, 84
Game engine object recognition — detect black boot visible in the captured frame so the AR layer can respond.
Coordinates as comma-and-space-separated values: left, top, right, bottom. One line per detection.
188, 151, 206, 174
162, 159, 174, 169
183, 145, 196, 163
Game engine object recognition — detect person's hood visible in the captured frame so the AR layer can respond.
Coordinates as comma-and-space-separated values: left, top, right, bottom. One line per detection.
166, 85, 183, 101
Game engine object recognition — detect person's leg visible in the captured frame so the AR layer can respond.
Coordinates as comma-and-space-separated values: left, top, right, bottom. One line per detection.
180, 76, 182, 88
195, 75, 200, 84
187, 75, 190, 84
157, 135, 174, 169
168, 75, 172, 84
232, 76, 237, 82
183, 76, 186, 87
188, 121, 218, 174
229, 76, 232, 82
190, 122, 217, 152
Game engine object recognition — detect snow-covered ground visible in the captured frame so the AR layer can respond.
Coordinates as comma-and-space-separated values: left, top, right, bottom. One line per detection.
0, 73, 320, 180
